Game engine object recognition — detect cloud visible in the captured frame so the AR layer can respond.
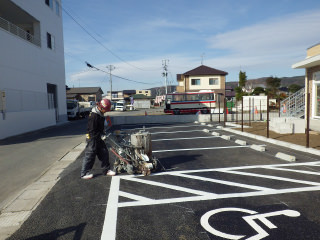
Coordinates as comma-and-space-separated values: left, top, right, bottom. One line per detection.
208, 9, 320, 57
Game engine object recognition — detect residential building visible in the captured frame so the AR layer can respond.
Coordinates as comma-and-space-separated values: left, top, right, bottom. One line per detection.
176, 65, 228, 102
0, 0, 66, 140
292, 42, 320, 131
66, 87, 103, 102
104, 91, 124, 102
136, 90, 151, 97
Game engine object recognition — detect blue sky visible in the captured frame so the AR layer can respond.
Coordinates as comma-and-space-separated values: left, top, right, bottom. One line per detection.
62, 0, 320, 94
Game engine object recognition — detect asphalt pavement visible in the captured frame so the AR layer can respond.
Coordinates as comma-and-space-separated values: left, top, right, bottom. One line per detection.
2, 121, 320, 239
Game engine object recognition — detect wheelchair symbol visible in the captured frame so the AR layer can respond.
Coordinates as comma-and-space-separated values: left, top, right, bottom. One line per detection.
200, 207, 300, 240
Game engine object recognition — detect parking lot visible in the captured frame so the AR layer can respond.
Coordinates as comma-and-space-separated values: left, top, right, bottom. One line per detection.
8, 122, 320, 240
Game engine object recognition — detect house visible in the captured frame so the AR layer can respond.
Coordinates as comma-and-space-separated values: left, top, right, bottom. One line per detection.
132, 94, 153, 109
292, 42, 320, 131
0, 0, 66, 140
66, 87, 103, 102
176, 65, 228, 102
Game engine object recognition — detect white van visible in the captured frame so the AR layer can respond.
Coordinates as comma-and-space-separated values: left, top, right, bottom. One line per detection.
115, 101, 126, 111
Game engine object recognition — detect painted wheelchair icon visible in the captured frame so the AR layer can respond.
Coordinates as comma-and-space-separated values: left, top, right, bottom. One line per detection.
201, 207, 300, 240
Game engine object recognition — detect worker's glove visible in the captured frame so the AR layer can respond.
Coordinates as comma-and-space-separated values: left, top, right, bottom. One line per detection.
101, 135, 107, 140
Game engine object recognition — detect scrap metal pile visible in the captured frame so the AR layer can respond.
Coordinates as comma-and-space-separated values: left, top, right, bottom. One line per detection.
106, 129, 160, 176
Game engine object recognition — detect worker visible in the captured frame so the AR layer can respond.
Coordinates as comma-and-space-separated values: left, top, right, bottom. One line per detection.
81, 99, 116, 179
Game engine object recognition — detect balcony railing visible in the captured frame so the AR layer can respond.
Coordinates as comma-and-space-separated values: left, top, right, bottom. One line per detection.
0, 16, 41, 47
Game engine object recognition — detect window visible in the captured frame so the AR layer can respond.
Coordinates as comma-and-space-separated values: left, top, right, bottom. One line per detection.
46, 32, 55, 50
209, 78, 219, 85
45, 0, 53, 9
313, 72, 320, 118
191, 79, 200, 85
55, 1, 60, 16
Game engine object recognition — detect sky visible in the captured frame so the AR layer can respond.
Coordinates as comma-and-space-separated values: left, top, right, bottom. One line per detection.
62, 0, 320, 94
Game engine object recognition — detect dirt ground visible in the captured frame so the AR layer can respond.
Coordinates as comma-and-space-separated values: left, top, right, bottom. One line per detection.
234, 121, 320, 150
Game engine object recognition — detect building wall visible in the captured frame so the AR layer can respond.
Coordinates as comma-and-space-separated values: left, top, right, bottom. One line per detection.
307, 44, 320, 57
0, 0, 67, 139
307, 65, 320, 119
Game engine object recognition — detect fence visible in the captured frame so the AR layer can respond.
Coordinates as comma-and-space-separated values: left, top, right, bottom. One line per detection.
0, 16, 41, 47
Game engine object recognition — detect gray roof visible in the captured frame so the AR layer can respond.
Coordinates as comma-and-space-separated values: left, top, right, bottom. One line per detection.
66, 87, 103, 94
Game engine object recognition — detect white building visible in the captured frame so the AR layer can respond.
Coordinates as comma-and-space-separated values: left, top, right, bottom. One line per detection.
0, 0, 67, 139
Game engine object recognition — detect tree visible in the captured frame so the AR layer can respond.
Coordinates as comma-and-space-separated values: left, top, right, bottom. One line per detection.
288, 84, 302, 93
236, 71, 247, 100
252, 87, 265, 96
266, 76, 281, 98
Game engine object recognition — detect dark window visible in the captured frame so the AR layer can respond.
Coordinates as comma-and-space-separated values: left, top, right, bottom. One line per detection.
47, 32, 52, 49
191, 79, 200, 85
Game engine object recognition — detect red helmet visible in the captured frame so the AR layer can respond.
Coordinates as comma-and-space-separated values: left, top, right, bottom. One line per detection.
98, 99, 111, 111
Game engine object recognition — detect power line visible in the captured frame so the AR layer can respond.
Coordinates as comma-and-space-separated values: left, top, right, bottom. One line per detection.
62, 6, 161, 72
85, 62, 158, 85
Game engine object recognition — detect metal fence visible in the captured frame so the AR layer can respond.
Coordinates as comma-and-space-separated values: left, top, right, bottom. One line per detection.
0, 16, 41, 47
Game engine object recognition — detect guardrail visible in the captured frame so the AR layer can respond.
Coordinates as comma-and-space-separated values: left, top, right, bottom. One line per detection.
0, 16, 41, 47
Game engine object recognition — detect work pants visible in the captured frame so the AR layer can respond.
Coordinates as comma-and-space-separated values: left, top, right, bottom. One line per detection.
81, 138, 111, 177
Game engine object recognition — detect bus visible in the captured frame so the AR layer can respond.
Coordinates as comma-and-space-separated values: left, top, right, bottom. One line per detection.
164, 91, 215, 115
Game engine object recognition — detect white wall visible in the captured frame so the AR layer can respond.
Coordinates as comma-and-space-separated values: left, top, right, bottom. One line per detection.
0, 0, 67, 139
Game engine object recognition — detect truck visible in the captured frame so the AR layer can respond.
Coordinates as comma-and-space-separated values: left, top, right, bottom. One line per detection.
115, 100, 126, 111
67, 100, 92, 119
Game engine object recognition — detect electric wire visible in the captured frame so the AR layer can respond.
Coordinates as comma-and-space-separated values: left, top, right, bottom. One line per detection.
62, 6, 161, 72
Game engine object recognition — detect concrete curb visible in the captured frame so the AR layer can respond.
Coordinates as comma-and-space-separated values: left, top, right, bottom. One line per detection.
222, 126, 320, 156
275, 152, 296, 162
0, 141, 86, 240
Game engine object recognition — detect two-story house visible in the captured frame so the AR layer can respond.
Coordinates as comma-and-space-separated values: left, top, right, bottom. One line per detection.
176, 65, 228, 102
0, 0, 67, 139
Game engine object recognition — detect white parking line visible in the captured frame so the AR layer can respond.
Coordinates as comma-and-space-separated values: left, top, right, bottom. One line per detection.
152, 136, 219, 142
217, 170, 320, 186
102, 161, 320, 239
153, 145, 258, 153
101, 176, 120, 240
151, 130, 219, 134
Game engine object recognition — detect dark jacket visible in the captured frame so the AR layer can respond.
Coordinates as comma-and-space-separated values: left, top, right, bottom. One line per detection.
87, 108, 105, 140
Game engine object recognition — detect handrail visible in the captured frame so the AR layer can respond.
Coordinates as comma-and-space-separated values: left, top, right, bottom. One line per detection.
280, 87, 305, 117
0, 16, 41, 47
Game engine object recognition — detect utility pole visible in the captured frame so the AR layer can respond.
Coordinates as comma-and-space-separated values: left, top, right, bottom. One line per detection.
106, 65, 115, 101
162, 60, 169, 94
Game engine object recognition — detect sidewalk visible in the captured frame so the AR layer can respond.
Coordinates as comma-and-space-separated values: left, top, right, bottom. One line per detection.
223, 121, 320, 156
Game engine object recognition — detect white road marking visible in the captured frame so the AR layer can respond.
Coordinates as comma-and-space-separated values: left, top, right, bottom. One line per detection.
137, 124, 212, 130
153, 145, 259, 153
152, 136, 219, 142
217, 170, 320, 186
118, 191, 152, 201
101, 176, 120, 240
102, 161, 320, 239
262, 166, 320, 175
151, 129, 219, 134
123, 177, 218, 197
168, 172, 272, 191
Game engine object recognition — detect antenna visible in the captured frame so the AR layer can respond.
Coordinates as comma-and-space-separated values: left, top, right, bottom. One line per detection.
201, 53, 205, 65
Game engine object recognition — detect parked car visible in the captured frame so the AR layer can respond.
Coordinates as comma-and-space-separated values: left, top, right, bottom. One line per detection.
115, 101, 126, 111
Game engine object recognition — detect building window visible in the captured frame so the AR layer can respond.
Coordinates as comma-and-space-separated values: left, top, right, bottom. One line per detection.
55, 0, 60, 16
191, 79, 200, 85
45, 0, 53, 9
46, 32, 55, 50
209, 78, 219, 85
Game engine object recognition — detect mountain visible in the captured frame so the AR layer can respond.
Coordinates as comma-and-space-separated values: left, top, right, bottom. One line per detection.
226, 76, 305, 89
